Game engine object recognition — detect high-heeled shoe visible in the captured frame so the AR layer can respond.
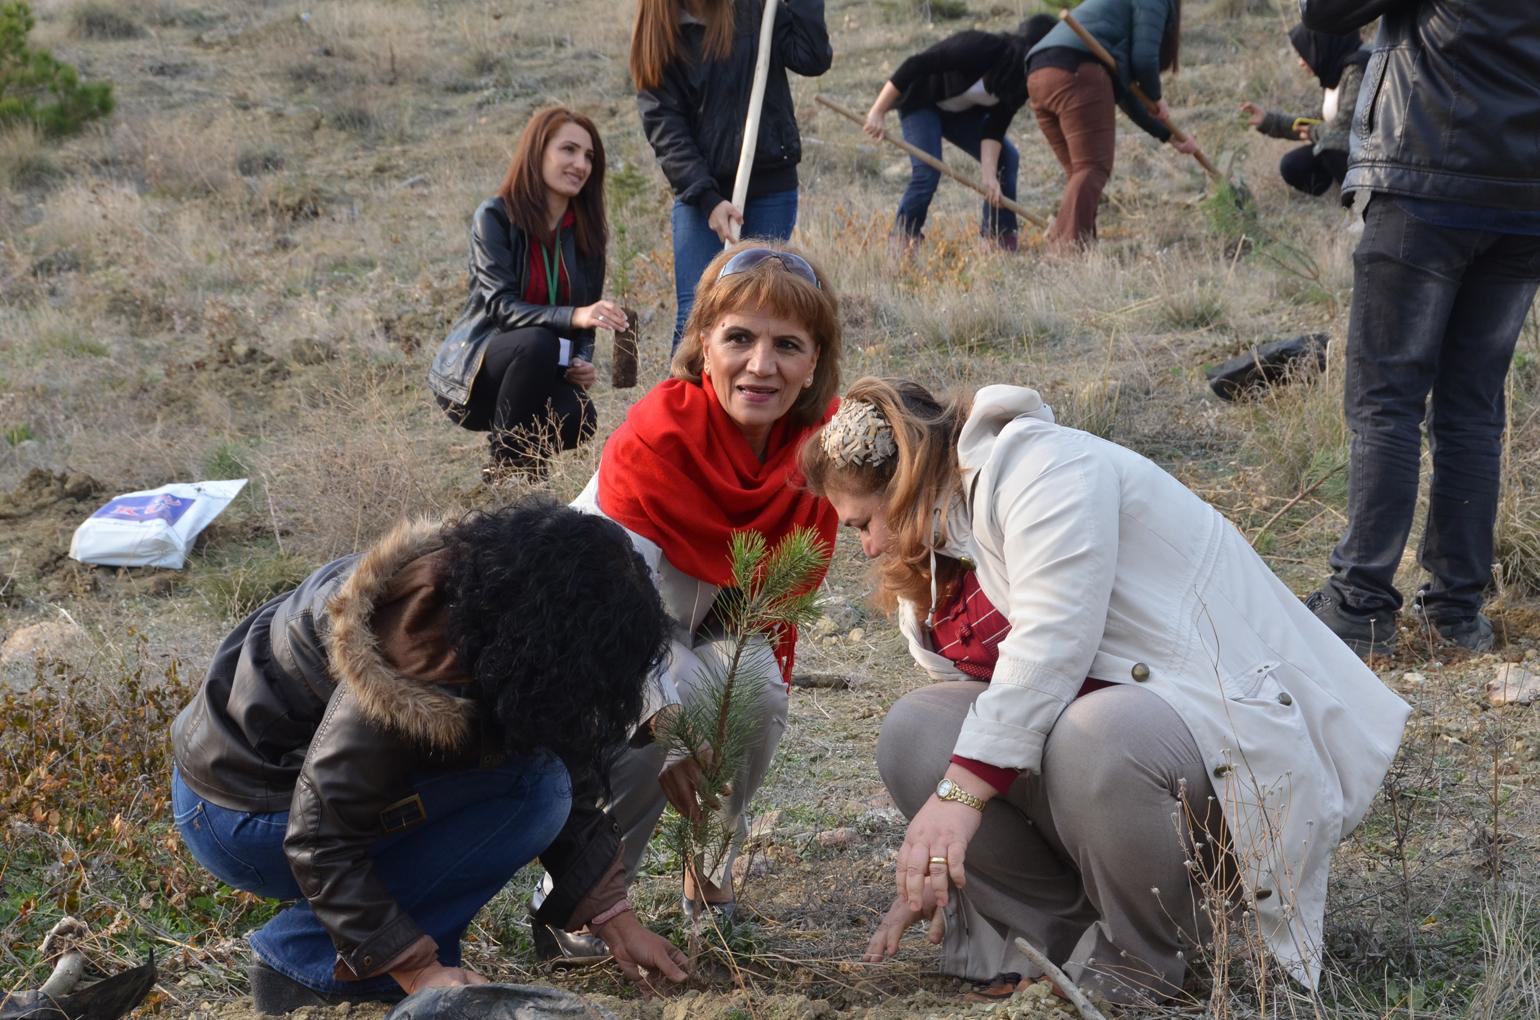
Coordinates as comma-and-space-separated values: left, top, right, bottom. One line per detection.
527, 914, 611, 967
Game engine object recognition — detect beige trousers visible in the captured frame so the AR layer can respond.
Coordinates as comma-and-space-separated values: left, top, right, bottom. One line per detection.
879, 681, 1224, 1005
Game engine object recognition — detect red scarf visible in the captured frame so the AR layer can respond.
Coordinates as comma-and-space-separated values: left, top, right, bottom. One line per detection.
598, 378, 838, 681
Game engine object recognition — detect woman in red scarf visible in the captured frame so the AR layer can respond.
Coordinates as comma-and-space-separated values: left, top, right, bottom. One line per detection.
530, 242, 842, 962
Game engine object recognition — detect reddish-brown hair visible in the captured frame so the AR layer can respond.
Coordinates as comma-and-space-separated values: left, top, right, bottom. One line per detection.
495, 106, 607, 259
670, 241, 842, 429
630, 0, 734, 91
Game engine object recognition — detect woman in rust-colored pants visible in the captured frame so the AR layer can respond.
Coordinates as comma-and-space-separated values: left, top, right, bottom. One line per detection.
1025, 0, 1193, 249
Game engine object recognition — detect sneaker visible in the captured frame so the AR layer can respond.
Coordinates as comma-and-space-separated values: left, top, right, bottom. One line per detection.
993, 231, 1020, 253
248, 960, 401, 1016
1423, 611, 1496, 652
1304, 589, 1398, 658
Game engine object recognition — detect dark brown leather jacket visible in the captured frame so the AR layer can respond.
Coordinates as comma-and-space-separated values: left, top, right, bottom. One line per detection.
172, 519, 625, 981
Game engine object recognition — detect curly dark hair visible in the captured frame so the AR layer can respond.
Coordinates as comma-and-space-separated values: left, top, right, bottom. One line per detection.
440, 496, 669, 781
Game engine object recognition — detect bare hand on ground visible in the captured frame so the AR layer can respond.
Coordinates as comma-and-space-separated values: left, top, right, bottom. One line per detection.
862, 893, 943, 962
564, 357, 596, 389
897, 797, 981, 911
1239, 101, 1264, 127
594, 910, 689, 996
571, 300, 628, 332
394, 962, 488, 994
708, 200, 744, 244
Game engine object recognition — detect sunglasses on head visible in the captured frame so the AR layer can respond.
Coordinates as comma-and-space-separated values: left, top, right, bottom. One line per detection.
716, 247, 821, 289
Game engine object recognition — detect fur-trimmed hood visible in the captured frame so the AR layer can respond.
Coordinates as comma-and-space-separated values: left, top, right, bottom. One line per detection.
325, 516, 476, 750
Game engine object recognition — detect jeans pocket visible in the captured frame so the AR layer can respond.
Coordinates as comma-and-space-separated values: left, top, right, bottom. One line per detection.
175, 801, 265, 892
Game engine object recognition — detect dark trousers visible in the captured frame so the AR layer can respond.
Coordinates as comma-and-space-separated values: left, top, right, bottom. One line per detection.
893, 106, 1020, 239
1029, 63, 1117, 250
443, 327, 595, 467
1279, 145, 1347, 197
1326, 196, 1540, 621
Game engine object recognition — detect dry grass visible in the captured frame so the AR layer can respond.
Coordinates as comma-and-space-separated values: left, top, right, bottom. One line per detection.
1, 1, 1536, 1017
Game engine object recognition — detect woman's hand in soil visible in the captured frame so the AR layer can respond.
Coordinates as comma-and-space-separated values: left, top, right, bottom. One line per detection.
1239, 101, 1264, 128
565, 357, 596, 389
862, 893, 943, 962
393, 962, 488, 994
572, 300, 628, 332
594, 909, 689, 995
708, 200, 744, 244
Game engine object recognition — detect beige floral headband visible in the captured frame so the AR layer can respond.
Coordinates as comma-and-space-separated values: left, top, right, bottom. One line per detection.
820, 399, 897, 468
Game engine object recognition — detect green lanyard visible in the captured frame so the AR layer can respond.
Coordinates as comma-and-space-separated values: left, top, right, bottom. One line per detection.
539, 233, 564, 306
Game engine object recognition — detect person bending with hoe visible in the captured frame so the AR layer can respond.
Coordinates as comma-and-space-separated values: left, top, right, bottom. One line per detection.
801, 378, 1408, 1006
863, 15, 1057, 251
1240, 24, 1367, 198
171, 498, 688, 1014
1026, 0, 1196, 249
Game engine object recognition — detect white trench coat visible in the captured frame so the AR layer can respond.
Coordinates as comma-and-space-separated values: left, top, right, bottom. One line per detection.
896, 385, 1409, 987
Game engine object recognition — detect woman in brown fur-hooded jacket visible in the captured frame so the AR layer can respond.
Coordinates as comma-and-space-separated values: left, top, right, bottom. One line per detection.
170, 497, 688, 1012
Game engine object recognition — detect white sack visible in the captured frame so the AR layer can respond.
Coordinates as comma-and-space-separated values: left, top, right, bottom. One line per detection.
69, 479, 248, 569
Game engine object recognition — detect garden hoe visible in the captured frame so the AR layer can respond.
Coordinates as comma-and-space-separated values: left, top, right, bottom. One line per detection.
1060, 10, 1254, 211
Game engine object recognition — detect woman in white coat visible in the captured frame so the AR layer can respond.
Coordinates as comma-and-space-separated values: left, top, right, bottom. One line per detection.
800, 377, 1408, 1005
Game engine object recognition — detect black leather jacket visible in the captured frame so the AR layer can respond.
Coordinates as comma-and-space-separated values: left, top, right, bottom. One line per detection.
1301, 0, 1540, 208
428, 198, 603, 408
171, 520, 624, 981
637, 0, 831, 214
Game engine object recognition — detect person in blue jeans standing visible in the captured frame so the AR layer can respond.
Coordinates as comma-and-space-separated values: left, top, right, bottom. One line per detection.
170, 498, 686, 1013
630, 0, 831, 350
1301, 0, 1540, 657
863, 16, 1057, 251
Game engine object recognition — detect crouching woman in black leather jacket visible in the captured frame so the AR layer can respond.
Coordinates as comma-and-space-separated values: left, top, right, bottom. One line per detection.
170, 498, 688, 1013
429, 107, 629, 482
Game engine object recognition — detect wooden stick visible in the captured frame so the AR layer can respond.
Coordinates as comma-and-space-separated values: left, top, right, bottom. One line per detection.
726, 0, 781, 246
1059, 11, 1221, 179
815, 94, 1048, 229
1013, 937, 1111, 1020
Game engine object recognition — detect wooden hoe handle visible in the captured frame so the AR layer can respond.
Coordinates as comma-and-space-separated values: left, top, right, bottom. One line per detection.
1059, 11, 1221, 179
815, 94, 1049, 229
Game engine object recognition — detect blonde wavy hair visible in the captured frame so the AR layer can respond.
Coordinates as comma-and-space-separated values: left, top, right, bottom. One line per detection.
800, 377, 973, 612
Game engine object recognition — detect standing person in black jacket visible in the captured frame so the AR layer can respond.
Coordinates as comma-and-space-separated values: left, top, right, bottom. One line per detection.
631, 0, 831, 350
863, 15, 1057, 251
429, 107, 629, 482
1301, 0, 1540, 657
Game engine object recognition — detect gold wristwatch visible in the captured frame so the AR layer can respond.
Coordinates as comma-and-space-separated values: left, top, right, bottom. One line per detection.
935, 778, 986, 812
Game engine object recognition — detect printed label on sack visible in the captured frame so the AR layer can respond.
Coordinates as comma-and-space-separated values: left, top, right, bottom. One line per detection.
90, 492, 195, 525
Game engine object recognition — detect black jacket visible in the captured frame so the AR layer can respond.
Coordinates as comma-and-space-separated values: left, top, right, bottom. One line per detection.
171, 520, 625, 981
889, 30, 1030, 143
1301, 0, 1540, 209
637, 0, 831, 214
428, 198, 603, 408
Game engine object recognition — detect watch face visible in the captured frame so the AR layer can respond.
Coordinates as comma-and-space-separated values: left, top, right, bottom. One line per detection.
937, 779, 955, 797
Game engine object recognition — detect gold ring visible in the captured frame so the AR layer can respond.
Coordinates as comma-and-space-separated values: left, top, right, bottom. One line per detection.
928, 856, 948, 865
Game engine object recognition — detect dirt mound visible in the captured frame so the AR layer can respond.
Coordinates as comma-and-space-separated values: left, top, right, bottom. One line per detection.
0, 469, 105, 595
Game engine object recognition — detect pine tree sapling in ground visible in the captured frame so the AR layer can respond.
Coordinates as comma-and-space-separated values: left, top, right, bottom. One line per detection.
656, 527, 829, 935
0, 2, 114, 137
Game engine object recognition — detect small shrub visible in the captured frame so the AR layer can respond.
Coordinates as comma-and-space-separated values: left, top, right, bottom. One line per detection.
235, 147, 283, 176
0, 2, 115, 137
194, 550, 311, 620
68, 2, 142, 39
0, 120, 56, 187
327, 99, 377, 135
4, 421, 33, 445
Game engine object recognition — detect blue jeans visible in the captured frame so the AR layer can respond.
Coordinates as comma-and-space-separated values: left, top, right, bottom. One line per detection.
894, 106, 1020, 241
172, 757, 570, 995
671, 187, 799, 350
1326, 195, 1540, 621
